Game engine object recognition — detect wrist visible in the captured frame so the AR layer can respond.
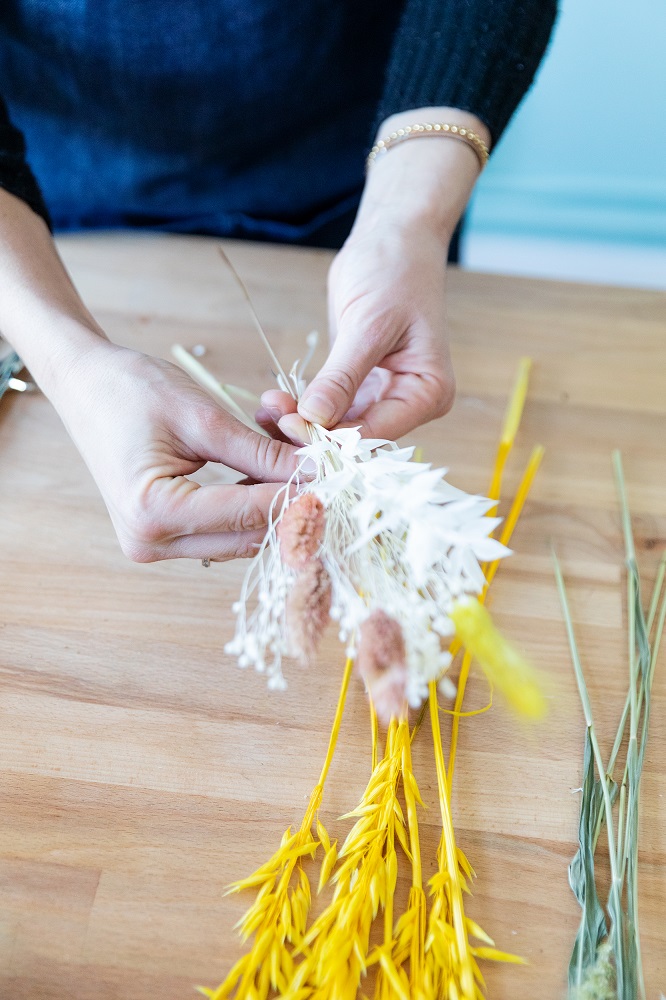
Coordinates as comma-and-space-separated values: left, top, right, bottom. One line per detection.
21, 318, 117, 408
376, 108, 491, 152
355, 106, 491, 242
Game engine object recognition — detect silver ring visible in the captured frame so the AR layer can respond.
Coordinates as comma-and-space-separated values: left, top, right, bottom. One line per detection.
201, 558, 211, 568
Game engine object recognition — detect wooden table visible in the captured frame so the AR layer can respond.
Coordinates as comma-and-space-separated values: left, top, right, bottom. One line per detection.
1, 234, 664, 1000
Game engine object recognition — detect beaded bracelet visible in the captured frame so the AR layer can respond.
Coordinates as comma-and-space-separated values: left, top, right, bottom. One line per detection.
366, 122, 489, 172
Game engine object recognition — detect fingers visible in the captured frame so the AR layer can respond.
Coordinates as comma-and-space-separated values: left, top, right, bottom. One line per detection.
191, 405, 298, 483
344, 371, 455, 440
164, 480, 288, 535
117, 479, 287, 563
255, 407, 293, 444
256, 390, 299, 443
260, 389, 298, 420
276, 412, 311, 445
150, 528, 267, 562
297, 325, 387, 429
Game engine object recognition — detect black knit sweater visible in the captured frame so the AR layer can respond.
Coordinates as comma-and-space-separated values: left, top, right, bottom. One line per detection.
0, 0, 557, 231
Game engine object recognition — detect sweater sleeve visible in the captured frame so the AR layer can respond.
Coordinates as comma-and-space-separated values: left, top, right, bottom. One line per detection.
375, 0, 558, 146
0, 95, 51, 228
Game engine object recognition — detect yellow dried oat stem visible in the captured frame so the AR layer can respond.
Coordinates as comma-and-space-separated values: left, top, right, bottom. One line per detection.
201, 656, 353, 999
294, 719, 407, 999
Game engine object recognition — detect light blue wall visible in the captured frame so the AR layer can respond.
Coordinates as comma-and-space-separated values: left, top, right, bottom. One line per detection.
466, 0, 666, 247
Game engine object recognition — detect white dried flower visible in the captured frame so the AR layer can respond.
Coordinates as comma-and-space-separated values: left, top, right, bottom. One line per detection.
226, 419, 509, 712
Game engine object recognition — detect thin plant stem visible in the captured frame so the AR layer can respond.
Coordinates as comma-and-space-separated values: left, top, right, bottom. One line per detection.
217, 246, 295, 398
171, 344, 266, 432
429, 682, 476, 998
592, 555, 665, 850
447, 444, 544, 790
647, 555, 666, 636
316, 655, 354, 790
552, 550, 625, 994
370, 697, 379, 773
487, 356, 533, 507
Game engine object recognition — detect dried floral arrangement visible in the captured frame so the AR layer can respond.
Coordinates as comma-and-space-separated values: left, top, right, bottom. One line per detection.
554, 454, 666, 1000
174, 255, 547, 1000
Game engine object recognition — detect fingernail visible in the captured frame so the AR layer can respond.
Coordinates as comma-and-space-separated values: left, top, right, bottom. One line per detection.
300, 393, 336, 425
278, 413, 310, 446
264, 405, 282, 423
300, 457, 317, 478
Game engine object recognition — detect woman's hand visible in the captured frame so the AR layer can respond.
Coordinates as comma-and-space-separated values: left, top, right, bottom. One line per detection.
0, 191, 299, 563
53, 341, 298, 562
260, 107, 491, 444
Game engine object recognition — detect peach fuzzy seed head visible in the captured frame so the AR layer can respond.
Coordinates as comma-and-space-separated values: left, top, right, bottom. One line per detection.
287, 559, 332, 664
356, 610, 409, 725
278, 493, 326, 570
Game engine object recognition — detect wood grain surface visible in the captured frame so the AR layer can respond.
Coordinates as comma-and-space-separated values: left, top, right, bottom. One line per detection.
1, 234, 665, 1000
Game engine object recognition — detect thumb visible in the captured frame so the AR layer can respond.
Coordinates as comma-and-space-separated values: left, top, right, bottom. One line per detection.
298, 333, 382, 428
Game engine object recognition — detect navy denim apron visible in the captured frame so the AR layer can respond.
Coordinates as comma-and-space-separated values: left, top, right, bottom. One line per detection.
0, 1, 404, 247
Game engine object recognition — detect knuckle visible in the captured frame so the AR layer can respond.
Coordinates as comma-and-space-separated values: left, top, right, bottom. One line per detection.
238, 530, 265, 559
130, 507, 165, 546
252, 434, 291, 478
228, 493, 267, 533
319, 364, 361, 400
430, 373, 456, 419
118, 534, 158, 564
360, 315, 394, 352
116, 495, 168, 562
195, 403, 226, 440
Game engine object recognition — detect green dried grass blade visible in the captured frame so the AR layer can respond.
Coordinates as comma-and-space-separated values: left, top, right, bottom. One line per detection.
553, 550, 626, 997
567, 727, 612, 987
647, 555, 666, 636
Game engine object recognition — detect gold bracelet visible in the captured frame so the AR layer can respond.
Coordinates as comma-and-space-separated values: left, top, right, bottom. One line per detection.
366, 122, 489, 171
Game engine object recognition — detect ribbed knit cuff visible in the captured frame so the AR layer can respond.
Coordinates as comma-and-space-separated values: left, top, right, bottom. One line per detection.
375, 0, 558, 147
0, 96, 52, 230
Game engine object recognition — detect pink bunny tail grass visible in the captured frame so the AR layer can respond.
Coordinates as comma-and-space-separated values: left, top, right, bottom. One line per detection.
286, 559, 332, 664
356, 610, 408, 726
278, 493, 326, 570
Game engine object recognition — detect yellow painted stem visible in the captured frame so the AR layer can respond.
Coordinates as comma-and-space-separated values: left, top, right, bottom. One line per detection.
429, 682, 476, 998
370, 697, 379, 773
500, 358, 532, 453
487, 442, 509, 509
400, 720, 426, 989
487, 357, 532, 509
447, 444, 544, 790
401, 720, 422, 891
315, 655, 354, 792
447, 650, 474, 794
383, 719, 398, 950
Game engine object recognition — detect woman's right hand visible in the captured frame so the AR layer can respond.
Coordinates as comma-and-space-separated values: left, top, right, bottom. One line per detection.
0, 191, 298, 562
51, 341, 299, 562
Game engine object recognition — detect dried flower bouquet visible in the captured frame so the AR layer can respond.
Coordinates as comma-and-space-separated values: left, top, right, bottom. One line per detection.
176, 256, 546, 1000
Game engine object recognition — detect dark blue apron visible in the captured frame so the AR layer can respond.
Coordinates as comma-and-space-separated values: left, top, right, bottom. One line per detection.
0, 1, 403, 246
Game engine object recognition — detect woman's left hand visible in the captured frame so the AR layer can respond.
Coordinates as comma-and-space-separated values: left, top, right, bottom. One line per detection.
286, 216, 454, 442
258, 107, 491, 445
